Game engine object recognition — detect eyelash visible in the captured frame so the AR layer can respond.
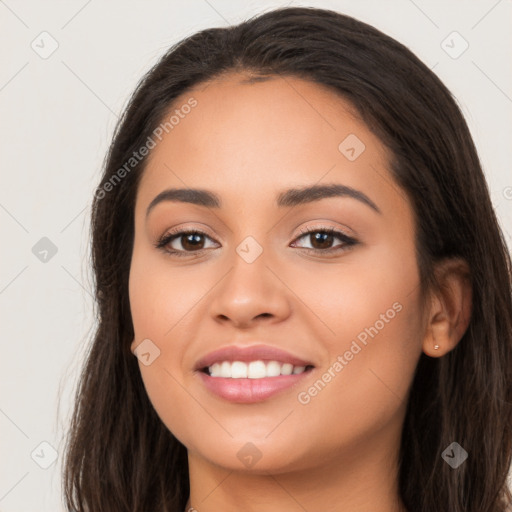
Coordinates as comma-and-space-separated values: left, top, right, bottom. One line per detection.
155, 226, 358, 258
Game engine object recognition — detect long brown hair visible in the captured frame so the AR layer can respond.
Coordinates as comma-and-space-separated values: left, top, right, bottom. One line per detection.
62, 6, 512, 511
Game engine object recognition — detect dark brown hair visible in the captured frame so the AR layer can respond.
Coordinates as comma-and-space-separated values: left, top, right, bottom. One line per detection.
62, 6, 512, 511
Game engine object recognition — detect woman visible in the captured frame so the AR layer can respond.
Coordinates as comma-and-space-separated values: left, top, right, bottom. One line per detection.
62, 6, 512, 512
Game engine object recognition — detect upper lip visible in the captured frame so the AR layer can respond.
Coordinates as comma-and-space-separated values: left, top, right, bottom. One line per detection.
194, 344, 315, 371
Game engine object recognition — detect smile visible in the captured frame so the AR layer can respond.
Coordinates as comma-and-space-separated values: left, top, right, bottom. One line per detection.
197, 363, 315, 403
205, 360, 313, 379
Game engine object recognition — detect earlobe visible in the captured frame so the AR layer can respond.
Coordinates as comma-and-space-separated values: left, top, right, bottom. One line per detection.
422, 257, 472, 358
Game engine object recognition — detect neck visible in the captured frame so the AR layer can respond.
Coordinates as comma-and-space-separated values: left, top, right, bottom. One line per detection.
184, 427, 407, 512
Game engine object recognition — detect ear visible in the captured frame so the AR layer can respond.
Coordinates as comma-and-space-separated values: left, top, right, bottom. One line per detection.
422, 257, 472, 358
130, 339, 138, 355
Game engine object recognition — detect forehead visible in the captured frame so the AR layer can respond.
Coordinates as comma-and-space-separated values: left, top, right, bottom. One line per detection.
135, 72, 395, 214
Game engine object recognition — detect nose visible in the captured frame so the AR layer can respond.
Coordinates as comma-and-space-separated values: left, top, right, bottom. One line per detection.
208, 249, 291, 329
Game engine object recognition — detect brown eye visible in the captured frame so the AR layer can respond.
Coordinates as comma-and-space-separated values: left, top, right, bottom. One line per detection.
155, 226, 358, 258
291, 227, 358, 254
308, 231, 335, 250
177, 232, 206, 251
156, 229, 217, 256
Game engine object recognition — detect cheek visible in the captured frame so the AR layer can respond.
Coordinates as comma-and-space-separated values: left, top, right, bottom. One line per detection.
289, 247, 423, 440
128, 246, 210, 344
284, 238, 420, 352
128, 248, 222, 439
292, 299, 422, 454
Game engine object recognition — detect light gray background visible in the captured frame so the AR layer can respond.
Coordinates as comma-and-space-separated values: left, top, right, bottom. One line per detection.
1, 1, 511, 510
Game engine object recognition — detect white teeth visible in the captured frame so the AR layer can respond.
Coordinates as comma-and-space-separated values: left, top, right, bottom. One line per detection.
207, 360, 310, 379
220, 361, 231, 378
209, 363, 222, 377
231, 361, 248, 378
248, 361, 266, 379
265, 361, 281, 377
280, 363, 293, 375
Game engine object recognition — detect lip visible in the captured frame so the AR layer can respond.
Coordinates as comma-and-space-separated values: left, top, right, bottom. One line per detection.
197, 368, 314, 403
194, 344, 315, 404
194, 344, 315, 371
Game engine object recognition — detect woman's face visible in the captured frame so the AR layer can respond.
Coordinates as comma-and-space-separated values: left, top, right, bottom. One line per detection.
129, 73, 425, 473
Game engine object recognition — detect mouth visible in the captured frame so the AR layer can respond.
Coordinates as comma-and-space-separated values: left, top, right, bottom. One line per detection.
199, 360, 315, 378
196, 363, 315, 403
194, 344, 316, 403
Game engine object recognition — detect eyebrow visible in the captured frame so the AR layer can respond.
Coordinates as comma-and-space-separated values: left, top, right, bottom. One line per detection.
145, 183, 381, 217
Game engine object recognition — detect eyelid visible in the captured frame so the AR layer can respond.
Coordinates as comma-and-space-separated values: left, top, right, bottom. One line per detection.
295, 223, 354, 239
156, 223, 218, 243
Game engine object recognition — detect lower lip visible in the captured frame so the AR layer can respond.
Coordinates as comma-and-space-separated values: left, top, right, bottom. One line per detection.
197, 369, 313, 403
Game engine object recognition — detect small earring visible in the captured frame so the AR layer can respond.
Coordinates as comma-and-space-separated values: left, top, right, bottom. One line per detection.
434, 344, 440, 350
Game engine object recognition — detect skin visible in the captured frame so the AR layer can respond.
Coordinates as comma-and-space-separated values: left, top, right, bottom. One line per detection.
129, 73, 472, 512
